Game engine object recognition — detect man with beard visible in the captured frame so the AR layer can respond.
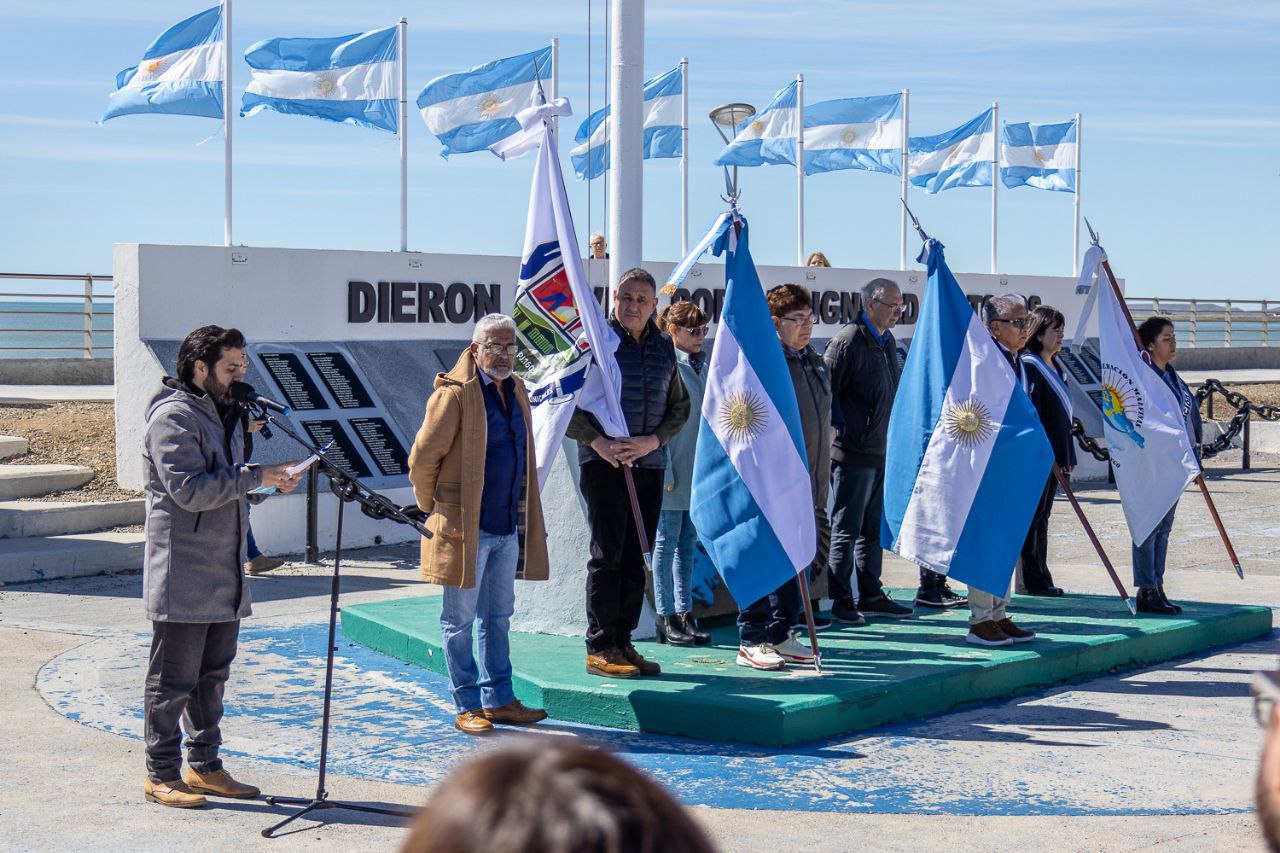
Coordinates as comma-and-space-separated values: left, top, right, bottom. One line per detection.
141, 325, 302, 807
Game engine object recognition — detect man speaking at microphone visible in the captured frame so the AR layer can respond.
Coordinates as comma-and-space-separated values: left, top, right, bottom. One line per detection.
141, 325, 302, 808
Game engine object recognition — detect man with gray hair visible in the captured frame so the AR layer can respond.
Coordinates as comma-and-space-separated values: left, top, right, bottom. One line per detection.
408, 313, 551, 734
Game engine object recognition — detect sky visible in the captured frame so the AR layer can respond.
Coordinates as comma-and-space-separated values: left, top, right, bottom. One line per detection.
0, 0, 1277, 299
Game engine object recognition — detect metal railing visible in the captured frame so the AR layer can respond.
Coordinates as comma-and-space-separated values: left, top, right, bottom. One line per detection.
0, 273, 113, 359
1126, 298, 1277, 349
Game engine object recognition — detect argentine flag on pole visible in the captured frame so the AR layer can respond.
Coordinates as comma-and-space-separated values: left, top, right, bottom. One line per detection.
1001, 119, 1078, 193
713, 81, 799, 168
102, 4, 224, 122
508, 99, 628, 488
241, 26, 399, 133
883, 239, 1052, 596
690, 214, 816, 607
907, 109, 995, 194
803, 93, 903, 176
569, 66, 682, 181
416, 47, 552, 158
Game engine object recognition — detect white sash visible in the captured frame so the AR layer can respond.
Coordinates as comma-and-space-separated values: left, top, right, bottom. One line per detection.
1021, 353, 1073, 421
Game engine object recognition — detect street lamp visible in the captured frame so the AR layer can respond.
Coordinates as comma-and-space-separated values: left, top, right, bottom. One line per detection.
709, 102, 756, 198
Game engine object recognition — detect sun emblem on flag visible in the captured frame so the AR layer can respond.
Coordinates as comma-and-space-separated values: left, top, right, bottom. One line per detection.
1033, 146, 1048, 165
942, 397, 996, 448
719, 390, 768, 444
841, 128, 858, 145
313, 75, 337, 97
140, 57, 168, 77
1100, 365, 1146, 449
480, 96, 503, 118
749, 119, 764, 134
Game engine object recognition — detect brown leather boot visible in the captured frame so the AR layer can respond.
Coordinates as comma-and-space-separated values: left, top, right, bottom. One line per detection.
965, 620, 1013, 647
586, 649, 639, 679
454, 709, 495, 735
184, 767, 260, 799
482, 699, 548, 725
619, 646, 661, 676
997, 618, 1037, 643
144, 778, 207, 808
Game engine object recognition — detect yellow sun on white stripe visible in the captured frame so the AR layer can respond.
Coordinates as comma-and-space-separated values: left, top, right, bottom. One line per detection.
943, 397, 995, 448
141, 57, 168, 76
719, 390, 768, 444
479, 96, 503, 118
313, 76, 337, 97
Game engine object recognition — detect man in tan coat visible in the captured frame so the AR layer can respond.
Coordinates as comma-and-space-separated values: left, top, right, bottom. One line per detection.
408, 314, 550, 735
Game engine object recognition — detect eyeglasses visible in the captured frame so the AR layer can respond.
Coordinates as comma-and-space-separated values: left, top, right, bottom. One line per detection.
779, 313, 818, 327
1254, 671, 1280, 727
993, 317, 1030, 329
479, 343, 519, 356
679, 325, 709, 336
874, 297, 904, 312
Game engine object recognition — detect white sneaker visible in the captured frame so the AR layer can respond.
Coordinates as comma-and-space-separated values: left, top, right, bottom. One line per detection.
736, 644, 785, 671
774, 636, 815, 663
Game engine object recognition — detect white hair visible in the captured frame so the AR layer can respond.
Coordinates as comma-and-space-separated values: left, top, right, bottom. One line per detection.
472, 313, 517, 344
589, 232, 606, 244
982, 293, 1027, 326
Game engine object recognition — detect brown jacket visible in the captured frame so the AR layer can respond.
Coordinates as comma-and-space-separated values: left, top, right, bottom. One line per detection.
407, 350, 549, 589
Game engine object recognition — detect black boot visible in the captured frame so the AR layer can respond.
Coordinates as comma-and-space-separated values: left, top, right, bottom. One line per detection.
674, 612, 711, 646
1156, 585, 1183, 615
655, 615, 695, 647
1136, 587, 1177, 615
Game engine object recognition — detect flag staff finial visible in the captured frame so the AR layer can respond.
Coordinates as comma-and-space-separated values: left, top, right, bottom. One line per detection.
1084, 216, 1100, 246
900, 198, 929, 242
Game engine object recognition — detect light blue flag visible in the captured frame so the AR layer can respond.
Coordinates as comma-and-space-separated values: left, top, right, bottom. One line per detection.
1001, 119, 1078, 193
908, 109, 996, 194
713, 81, 799, 169
241, 26, 398, 133
882, 239, 1052, 597
690, 214, 816, 608
803, 93, 903, 176
416, 47, 551, 157
569, 66, 682, 181
102, 4, 223, 122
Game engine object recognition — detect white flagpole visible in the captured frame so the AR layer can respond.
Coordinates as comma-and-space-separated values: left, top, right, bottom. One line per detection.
398, 18, 408, 252
550, 38, 559, 138
680, 57, 689, 256
796, 72, 804, 267
900, 88, 909, 270
222, 0, 232, 247
1073, 112, 1082, 275
991, 100, 998, 274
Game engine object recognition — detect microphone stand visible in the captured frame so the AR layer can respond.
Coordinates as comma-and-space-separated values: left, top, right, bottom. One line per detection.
249, 404, 429, 838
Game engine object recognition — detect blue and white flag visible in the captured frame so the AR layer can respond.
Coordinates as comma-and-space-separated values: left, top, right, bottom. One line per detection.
907, 109, 996, 194
569, 66, 682, 181
804, 93, 903, 176
1001, 119, 1078, 193
416, 47, 552, 158
102, 4, 224, 122
883, 239, 1052, 596
713, 81, 799, 169
508, 100, 628, 488
241, 26, 398, 133
690, 214, 816, 607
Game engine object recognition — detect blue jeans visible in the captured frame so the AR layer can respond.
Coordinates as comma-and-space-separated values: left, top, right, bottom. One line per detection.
245, 519, 261, 560
439, 531, 518, 713
652, 509, 696, 615
1132, 503, 1177, 589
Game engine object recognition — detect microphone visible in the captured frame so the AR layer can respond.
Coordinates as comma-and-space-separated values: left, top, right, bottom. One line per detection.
230, 381, 291, 415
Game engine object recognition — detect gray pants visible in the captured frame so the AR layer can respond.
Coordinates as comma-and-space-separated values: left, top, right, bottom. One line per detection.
144, 620, 239, 783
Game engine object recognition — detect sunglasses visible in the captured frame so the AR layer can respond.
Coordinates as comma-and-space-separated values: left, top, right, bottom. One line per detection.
993, 317, 1030, 329
478, 343, 519, 356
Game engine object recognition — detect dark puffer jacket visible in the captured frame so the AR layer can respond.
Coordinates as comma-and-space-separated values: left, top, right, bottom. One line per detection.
824, 315, 901, 467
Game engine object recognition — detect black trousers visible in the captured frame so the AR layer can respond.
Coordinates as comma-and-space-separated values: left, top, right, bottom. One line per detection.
580, 461, 664, 654
143, 619, 240, 783
828, 461, 885, 602
1019, 473, 1059, 592
738, 574, 802, 647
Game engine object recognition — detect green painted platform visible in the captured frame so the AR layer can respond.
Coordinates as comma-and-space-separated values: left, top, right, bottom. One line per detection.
340, 591, 1272, 746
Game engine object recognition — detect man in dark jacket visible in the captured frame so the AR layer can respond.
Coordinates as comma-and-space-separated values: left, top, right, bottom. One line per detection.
567, 268, 689, 679
141, 326, 301, 808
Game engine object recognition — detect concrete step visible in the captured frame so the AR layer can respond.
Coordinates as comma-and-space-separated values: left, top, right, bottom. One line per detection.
0, 499, 145, 539
0, 435, 28, 461
0, 464, 94, 500
0, 530, 144, 585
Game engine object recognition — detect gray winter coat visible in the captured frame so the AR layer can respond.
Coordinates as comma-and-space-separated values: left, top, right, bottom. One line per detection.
142, 378, 264, 622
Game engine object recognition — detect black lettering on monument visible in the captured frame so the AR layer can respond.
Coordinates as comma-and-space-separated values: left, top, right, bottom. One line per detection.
349, 417, 409, 478
376, 282, 391, 323
900, 294, 920, 325
417, 282, 445, 323
841, 291, 860, 324
302, 420, 371, 478
818, 290, 841, 325
474, 284, 500, 318
347, 281, 375, 323
712, 289, 725, 323
690, 288, 713, 318
391, 282, 415, 323
306, 351, 374, 410
445, 282, 472, 323
259, 352, 327, 411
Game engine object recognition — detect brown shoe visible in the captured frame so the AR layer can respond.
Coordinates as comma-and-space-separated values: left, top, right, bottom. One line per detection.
586, 649, 639, 679
184, 767, 260, 799
619, 646, 661, 676
997, 618, 1037, 643
246, 555, 286, 575
454, 709, 495, 735
482, 699, 548, 726
966, 620, 1013, 647
144, 778, 207, 808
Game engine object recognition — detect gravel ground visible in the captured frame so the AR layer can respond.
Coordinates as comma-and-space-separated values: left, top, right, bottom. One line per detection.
0, 401, 141, 502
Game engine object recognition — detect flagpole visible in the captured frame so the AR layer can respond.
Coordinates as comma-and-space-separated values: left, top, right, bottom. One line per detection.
398, 18, 408, 252
680, 57, 689, 256
550, 38, 559, 138
1052, 465, 1135, 614
222, 0, 232, 247
585, 1, 592, 273
796, 571, 823, 673
900, 88, 909, 271
1073, 112, 1082, 275
990, 100, 998, 274
796, 72, 804, 267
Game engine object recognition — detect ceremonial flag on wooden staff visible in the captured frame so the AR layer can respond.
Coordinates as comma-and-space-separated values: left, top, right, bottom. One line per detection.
883, 237, 1052, 597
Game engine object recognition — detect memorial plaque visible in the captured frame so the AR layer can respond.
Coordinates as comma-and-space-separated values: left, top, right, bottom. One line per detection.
1058, 350, 1097, 387
260, 352, 327, 411
349, 416, 409, 478
302, 419, 372, 479
306, 351, 374, 410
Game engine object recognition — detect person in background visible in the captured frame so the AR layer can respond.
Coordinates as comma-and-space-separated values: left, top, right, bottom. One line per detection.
589, 232, 608, 260
1017, 305, 1075, 597
401, 740, 717, 853
651, 300, 712, 647
806, 251, 831, 268
1132, 315, 1202, 615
